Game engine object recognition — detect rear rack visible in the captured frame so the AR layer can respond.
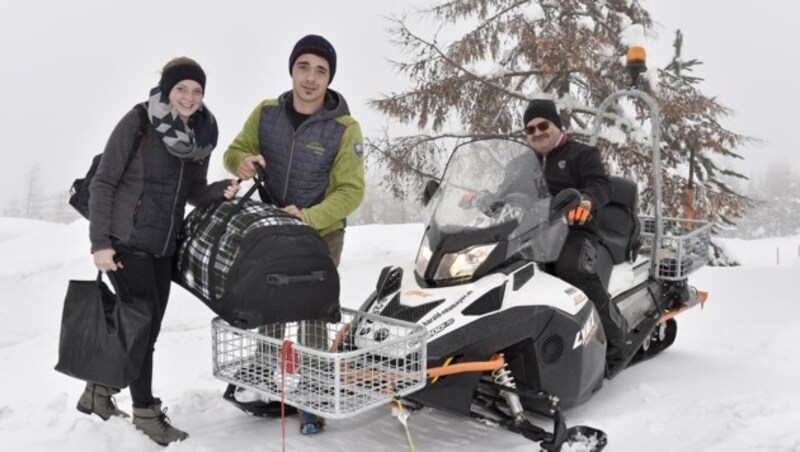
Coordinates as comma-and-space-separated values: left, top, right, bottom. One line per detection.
639, 216, 711, 280
211, 308, 427, 419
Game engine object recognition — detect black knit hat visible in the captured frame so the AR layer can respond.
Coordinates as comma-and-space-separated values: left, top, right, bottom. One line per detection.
159, 62, 206, 95
523, 99, 562, 130
289, 34, 337, 83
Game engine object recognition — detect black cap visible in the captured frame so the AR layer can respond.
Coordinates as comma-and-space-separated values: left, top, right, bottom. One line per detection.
289, 34, 337, 83
523, 99, 562, 130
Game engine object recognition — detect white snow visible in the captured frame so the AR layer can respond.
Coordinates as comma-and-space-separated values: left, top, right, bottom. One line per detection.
0, 218, 799, 451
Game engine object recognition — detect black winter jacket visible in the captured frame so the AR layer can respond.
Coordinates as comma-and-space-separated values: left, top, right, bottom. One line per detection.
88, 105, 227, 257
534, 136, 611, 236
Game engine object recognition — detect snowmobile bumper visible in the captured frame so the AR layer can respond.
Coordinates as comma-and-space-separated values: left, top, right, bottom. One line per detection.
660, 289, 708, 323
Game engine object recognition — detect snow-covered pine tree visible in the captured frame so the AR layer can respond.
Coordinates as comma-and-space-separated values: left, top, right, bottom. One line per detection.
369, 0, 754, 226
657, 29, 754, 226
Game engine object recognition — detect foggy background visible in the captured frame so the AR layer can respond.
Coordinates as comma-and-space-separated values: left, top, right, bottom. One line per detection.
1, 0, 797, 224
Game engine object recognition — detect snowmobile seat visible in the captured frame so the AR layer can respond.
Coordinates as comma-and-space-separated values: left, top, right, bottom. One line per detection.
596, 176, 641, 265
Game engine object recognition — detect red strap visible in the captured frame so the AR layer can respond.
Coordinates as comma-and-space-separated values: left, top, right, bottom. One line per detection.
280, 340, 295, 452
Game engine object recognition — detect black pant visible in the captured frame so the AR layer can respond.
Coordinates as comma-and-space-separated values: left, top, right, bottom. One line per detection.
554, 232, 627, 358
113, 247, 172, 407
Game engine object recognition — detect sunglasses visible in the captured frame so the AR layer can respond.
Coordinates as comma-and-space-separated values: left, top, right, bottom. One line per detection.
525, 121, 550, 135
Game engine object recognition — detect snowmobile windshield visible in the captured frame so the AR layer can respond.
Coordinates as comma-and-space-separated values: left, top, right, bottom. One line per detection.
424, 139, 567, 262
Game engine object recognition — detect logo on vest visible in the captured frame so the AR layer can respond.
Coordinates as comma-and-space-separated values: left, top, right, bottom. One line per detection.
558, 160, 566, 170
305, 142, 327, 156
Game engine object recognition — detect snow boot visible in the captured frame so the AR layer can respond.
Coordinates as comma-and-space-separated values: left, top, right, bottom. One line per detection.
299, 411, 325, 435
132, 399, 188, 446
76, 383, 129, 420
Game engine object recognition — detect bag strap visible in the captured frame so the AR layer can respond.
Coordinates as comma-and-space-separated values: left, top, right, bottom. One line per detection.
205, 166, 296, 303
120, 103, 150, 177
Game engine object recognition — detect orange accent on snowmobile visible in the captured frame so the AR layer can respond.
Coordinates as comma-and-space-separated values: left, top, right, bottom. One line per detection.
659, 290, 709, 323
430, 356, 455, 384
426, 354, 505, 379
329, 323, 351, 352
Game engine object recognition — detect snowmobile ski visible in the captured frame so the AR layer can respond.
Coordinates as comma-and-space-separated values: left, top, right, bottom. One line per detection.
470, 382, 607, 451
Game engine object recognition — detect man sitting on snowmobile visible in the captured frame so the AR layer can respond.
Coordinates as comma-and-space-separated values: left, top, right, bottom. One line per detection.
522, 99, 627, 370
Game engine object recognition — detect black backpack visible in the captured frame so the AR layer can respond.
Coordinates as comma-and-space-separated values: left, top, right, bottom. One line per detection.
68, 103, 149, 219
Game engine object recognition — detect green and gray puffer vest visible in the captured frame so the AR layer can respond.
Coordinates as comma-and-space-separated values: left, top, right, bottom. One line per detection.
258, 90, 350, 208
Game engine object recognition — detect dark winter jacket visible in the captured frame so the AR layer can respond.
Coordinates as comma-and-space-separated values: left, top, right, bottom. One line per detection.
89, 106, 228, 257
223, 89, 365, 238
534, 135, 611, 236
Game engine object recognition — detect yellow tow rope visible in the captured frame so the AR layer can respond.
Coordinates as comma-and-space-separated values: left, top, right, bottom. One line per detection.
392, 397, 416, 452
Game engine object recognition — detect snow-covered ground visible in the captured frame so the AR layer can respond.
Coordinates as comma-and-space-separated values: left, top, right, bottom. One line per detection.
0, 218, 798, 451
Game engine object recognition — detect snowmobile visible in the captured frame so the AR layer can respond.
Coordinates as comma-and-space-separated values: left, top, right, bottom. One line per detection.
216, 49, 709, 451
352, 136, 710, 450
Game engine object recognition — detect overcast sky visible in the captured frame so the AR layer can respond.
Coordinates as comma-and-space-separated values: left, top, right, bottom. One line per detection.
1, 0, 797, 208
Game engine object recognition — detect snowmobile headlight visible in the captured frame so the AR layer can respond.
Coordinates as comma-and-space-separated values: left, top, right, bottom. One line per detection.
415, 235, 433, 277
434, 243, 497, 283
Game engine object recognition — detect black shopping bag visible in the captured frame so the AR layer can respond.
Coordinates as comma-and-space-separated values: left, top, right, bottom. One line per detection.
55, 272, 151, 389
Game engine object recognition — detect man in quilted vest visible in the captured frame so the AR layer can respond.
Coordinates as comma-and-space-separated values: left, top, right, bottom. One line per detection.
224, 34, 364, 262
222, 34, 365, 435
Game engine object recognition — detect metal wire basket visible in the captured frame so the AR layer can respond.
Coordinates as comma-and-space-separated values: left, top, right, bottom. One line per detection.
212, 307, 427, 419
639, 216, 712, 281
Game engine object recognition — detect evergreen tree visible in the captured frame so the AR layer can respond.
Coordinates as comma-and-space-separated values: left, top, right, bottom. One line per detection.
657, 30, 754, 226
369, 0, 754, 226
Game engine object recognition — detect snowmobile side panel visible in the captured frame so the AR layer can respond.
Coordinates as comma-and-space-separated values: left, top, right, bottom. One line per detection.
511, 301, 606, 409
425, 305, 555, 363
613, 282, 656, 330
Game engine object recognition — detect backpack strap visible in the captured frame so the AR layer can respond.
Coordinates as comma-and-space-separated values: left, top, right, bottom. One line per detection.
122, 103, 150, 171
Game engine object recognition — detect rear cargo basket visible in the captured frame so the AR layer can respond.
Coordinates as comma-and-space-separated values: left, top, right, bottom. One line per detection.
212, 307, 427, 419
639, 216, 712, 280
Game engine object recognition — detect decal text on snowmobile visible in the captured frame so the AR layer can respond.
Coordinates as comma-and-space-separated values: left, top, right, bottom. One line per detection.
421, 290, 473, 327
427, 318, 455, 338
573, 311, 599, 349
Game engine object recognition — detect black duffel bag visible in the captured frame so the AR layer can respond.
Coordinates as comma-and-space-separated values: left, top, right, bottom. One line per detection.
174, 174, 340, 328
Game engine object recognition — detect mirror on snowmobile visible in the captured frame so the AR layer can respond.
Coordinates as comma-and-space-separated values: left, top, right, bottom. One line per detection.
549, 188, 582, 220
422, 180, 440, 206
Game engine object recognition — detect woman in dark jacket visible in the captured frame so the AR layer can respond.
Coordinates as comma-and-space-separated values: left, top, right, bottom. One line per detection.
79, 57, 238, 445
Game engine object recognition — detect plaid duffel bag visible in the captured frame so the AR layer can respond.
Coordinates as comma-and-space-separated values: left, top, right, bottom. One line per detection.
174, 191, 340, 328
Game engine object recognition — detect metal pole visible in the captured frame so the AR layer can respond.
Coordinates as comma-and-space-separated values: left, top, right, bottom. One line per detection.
686, 148, 696, 220
589, 90, 663, 278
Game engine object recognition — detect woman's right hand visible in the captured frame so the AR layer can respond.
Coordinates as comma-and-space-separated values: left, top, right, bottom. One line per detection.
93, 248, 122, 272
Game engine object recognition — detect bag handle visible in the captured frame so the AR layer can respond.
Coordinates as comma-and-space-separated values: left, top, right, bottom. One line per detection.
265, 271, 327, 286
96, 270, 129, 303
235, 164, 275, 206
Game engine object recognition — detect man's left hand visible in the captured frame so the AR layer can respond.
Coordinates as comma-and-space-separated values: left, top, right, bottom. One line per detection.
282, 205, 307, 223
567, 199, 592, 225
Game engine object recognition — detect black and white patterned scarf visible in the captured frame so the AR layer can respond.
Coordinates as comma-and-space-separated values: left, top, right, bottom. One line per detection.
147, 87, 218, 162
